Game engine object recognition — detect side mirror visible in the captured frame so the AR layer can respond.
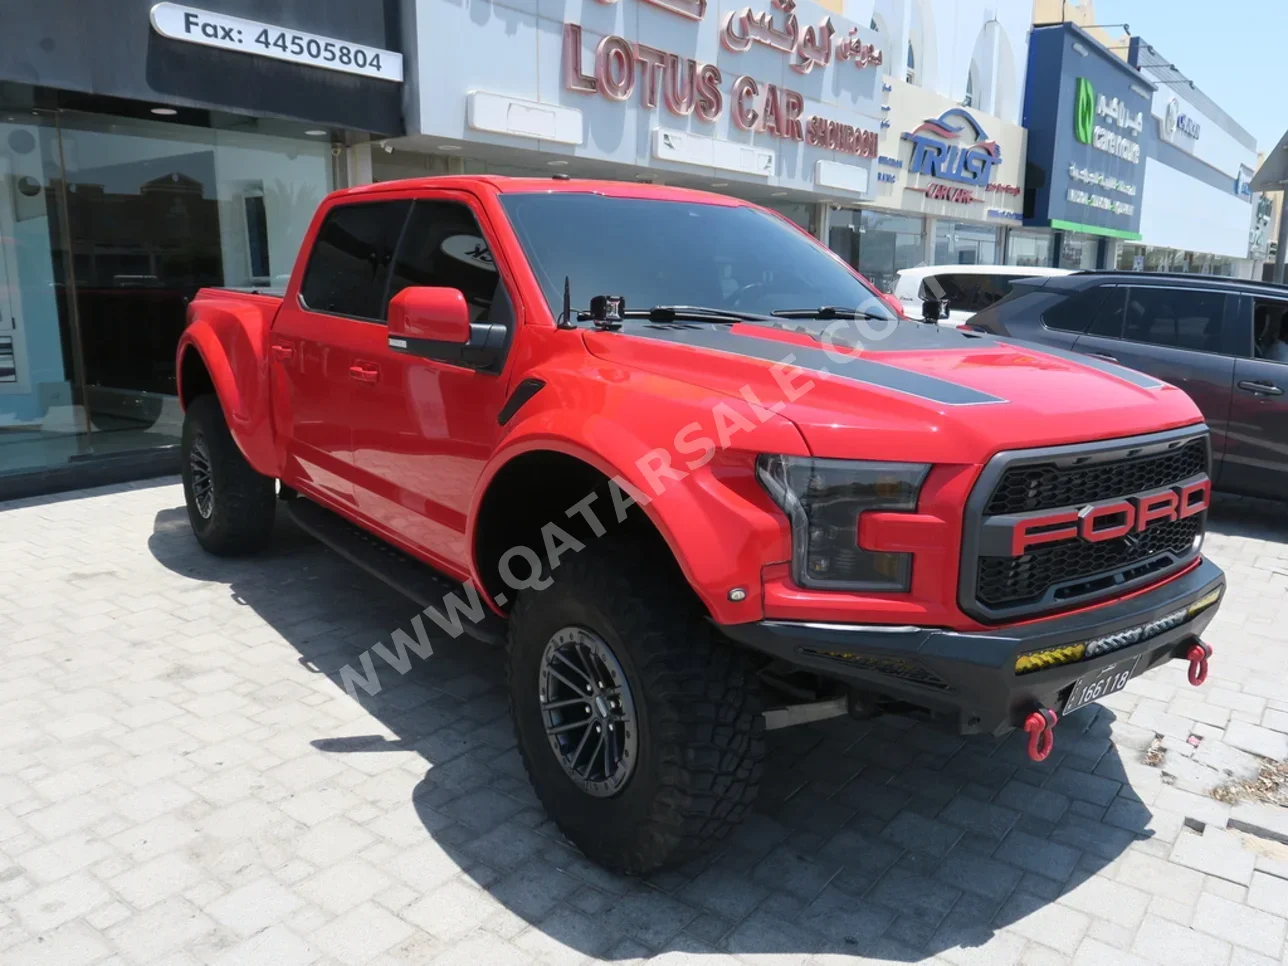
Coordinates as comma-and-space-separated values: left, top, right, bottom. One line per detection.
388, 287, 471, 346
921, 298, 950, 324
386, 286, 508, 371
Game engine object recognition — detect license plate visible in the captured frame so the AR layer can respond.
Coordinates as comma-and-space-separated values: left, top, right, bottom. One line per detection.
1063, 657, 1140, 715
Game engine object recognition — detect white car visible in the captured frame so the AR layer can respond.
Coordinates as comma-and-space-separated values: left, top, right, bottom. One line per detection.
892, 265, 1073, 325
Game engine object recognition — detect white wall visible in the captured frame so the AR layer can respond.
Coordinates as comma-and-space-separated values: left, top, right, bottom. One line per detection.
865, 0, 1030, 125
1138, 157, 1252, 260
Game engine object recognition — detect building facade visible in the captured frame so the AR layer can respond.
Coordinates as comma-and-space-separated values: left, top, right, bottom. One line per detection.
389, 0, 1031, 291
0, 0, 404, 495
1115, 37, 1259, 278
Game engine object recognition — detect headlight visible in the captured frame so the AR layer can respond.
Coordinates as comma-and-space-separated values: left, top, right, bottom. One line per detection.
756, 455, 930, 592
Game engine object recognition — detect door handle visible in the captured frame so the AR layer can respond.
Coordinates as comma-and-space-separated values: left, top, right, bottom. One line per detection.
1084, 351, 1118, 363
1237, 379, 1283, 396
348, 364, 380, 385
271, 343, 294, 361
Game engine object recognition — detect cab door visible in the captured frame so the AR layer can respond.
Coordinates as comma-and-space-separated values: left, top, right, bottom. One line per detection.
271, 199, 411, 507
344, 193, 519, 572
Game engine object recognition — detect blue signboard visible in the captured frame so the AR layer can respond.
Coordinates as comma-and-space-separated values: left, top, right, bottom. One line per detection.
1022, 24, 1154, 239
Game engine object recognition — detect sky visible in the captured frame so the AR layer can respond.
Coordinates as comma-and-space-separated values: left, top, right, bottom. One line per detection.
1085, 0, 1288, 154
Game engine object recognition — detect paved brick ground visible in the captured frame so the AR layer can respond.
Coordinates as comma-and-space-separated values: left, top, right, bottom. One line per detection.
2, 478, 1287, 966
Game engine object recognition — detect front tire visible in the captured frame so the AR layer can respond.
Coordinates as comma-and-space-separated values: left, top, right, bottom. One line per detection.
509, 548, 765, 874
181, 394, 276, 556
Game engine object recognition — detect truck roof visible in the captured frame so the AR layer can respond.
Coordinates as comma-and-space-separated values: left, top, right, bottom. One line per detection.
340, 175, 748, 206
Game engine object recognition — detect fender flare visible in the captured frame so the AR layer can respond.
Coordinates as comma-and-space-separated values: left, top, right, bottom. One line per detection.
175, 307, 278, 477
468, 398, 804, 625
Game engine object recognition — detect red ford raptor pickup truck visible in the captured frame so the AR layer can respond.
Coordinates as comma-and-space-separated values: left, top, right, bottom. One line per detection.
176, 176, 1224, 873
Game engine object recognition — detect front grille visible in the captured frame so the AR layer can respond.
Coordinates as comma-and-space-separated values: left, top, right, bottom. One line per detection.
984, 439, 1207, 516
977, 516, 1201, 608
961, 430, 1210, 621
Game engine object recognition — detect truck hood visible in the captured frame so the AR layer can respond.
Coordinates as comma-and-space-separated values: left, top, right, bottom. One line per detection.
582, 320, 1204, 463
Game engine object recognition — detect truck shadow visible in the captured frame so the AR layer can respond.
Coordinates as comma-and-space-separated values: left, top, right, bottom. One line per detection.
149, 506, 1158, 962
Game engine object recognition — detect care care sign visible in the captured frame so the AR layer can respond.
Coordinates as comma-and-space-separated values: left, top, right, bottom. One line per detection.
150, 3, 404, 83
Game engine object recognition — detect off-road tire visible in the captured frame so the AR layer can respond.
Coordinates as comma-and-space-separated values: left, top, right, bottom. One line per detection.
508, 547, 765, 874
181, 394, 276, 556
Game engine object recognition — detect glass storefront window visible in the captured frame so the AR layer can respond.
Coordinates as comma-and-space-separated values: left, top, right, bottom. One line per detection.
0, 108, 332, 478
1058, 233, 1099, 270
1005, 230, 1052, 267
1117, 243, 1147, 272
829, 209, 926, 294
1123, 245, 1236, 277
934, 221, 1000, 266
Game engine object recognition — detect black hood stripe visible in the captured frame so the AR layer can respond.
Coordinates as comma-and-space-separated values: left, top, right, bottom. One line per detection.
1005, 341, 1164, 389
622, 324, 1007, 407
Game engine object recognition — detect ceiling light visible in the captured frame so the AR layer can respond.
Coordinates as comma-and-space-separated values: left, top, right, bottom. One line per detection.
437, 144, 461, 151
150, 107, 178, 116
304, 129, 327, 137
771, 191, 788, 197
711, 182, 729, 187
547, 159, 569, 167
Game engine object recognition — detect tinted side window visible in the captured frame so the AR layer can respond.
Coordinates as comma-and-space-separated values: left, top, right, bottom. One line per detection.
299, 201, 410, 321
1086, 288, 1126, 337
1122, 288, 1228, 352
387, 202, 506, 323
1043, 287, 1110, 334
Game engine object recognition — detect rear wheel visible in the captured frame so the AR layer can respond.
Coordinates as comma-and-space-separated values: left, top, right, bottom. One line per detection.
509, 547, 765, 874
181, 394, 275, 556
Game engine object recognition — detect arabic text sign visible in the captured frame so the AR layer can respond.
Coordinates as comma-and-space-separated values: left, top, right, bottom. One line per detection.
592, 0, 881, 76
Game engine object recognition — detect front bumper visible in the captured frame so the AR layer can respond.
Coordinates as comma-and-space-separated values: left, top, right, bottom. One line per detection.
720, 557, 1226, 735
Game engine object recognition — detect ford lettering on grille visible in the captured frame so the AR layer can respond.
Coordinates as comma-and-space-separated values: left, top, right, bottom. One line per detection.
1007, 477, 1211, 556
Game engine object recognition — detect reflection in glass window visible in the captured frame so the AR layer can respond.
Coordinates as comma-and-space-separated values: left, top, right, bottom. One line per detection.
499, 194, 892, 320
828, 209, 926, 294
0, 108, 333, 477
1005, 230, 1052, 268
1058, 233, 1098, 270
934, 221, 1000, 266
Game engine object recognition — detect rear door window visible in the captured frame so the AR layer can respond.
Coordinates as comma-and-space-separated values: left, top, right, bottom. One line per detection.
299, 201, 411, 322
1122, 287, 1231, 353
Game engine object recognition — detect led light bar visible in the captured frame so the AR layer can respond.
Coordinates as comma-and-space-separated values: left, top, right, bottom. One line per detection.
1015, 586, 1221, 675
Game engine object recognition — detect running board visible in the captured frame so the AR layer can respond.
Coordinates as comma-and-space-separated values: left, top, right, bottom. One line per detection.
283, 498, 505, 647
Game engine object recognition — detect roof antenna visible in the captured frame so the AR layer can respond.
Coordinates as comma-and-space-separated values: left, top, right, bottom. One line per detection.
556, 275, 576, 329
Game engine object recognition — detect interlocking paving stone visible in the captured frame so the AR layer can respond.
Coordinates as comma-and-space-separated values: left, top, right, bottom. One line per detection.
3, 481, 1288, 966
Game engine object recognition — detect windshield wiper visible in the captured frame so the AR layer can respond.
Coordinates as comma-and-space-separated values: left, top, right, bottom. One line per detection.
771, 306, 891, 320
578, 304, 772, 324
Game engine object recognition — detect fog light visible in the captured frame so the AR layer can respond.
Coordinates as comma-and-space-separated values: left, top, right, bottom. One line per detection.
1187, 587, 1221, 618
1015, 643, 1086, 675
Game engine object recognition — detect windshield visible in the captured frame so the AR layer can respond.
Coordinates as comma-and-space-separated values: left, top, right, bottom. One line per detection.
498, 193, 895, 322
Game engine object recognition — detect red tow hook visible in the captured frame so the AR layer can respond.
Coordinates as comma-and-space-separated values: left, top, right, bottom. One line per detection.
1186, 640, 1213, 687
1023, 708, 1059, 762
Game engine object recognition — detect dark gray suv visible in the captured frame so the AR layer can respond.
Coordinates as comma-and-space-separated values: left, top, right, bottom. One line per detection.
968, 271, 1288, 501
